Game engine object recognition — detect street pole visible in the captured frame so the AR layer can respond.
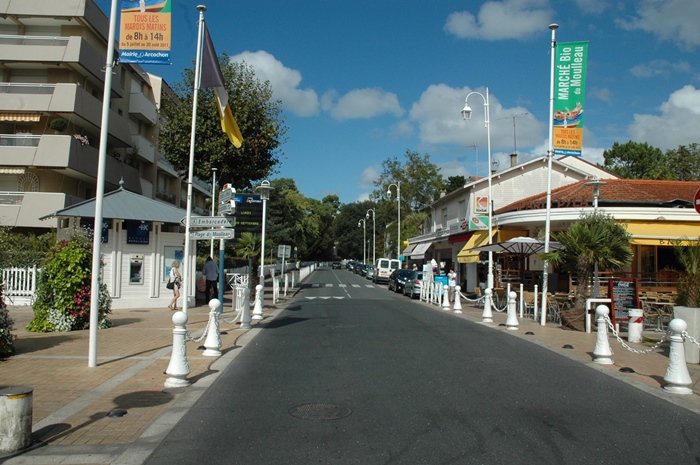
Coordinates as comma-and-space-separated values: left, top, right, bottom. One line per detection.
387, 183, 401, 260
210, 168, 217, 257
366, 209, 376, 265
255, 181, 273, 290
358, 219, 366, 263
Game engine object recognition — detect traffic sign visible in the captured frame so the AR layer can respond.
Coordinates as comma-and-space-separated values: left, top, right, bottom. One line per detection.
181, 216, 236, 228
694, 189, 700, 214
278, 244, 291, 258
219, 188, 233, 203
189, 229, 235, 240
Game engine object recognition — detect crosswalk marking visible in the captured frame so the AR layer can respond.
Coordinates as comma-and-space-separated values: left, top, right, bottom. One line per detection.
307, 283, 379, 289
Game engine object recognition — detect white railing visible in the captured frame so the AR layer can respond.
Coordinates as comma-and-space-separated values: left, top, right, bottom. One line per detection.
2, 266, 39, 306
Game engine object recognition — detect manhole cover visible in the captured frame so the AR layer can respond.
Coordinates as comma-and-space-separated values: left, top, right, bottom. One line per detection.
289, 403, 352, 421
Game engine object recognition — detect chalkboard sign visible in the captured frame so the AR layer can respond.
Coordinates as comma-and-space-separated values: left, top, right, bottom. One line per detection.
608, 278, 639, 322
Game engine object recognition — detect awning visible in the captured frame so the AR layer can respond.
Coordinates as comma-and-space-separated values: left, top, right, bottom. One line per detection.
409, 242, 433, 259
402, 243, 416, 255
497, 229, 528, 242
449, 231, 474, 244
457, 229, 496, 263
625, 222, 700, 246
0, 112, 41, 122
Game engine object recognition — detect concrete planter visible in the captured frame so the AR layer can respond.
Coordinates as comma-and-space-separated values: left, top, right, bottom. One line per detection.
673, 306, 700, 364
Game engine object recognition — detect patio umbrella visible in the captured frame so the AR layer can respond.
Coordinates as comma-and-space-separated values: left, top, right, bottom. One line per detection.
469, 236, 563, 257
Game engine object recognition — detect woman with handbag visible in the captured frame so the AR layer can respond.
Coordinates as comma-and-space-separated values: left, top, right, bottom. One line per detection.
167, 260, 182, 310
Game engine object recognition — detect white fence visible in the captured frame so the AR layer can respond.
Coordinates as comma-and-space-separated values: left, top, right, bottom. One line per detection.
2, 266, 39, 306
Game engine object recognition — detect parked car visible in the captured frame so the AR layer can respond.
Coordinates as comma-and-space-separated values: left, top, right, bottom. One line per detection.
365, 264, 375, 279
373, 257, 401, 284
403, 271, 424, 298
388, 269, 414, 293
331, 262, 342, 269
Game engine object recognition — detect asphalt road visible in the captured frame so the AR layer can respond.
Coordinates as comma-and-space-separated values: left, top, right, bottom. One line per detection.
145, 267, 700, 465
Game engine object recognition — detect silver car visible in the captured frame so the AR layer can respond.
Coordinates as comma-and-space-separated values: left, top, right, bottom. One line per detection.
402, 271, 423, 298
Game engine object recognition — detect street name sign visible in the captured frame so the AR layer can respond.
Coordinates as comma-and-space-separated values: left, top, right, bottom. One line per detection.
181, 216, 236, 228
189, 229, 235, 240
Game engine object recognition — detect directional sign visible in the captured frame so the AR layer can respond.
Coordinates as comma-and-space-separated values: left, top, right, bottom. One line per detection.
219, 188, 233, 203
181, 216, 236, 228
218, 201, 233, 215
189, 229, 235, 240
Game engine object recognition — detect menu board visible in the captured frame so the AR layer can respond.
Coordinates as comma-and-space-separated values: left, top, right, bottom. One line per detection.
608, 278, 639, 322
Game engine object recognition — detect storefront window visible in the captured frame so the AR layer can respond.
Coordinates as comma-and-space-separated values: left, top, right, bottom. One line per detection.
640, 245, 655, 273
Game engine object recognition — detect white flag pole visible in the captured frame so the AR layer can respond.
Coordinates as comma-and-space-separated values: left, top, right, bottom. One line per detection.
182, 5, 207, 314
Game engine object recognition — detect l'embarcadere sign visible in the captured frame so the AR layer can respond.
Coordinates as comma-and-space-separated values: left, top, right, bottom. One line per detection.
553, 41, 588, 156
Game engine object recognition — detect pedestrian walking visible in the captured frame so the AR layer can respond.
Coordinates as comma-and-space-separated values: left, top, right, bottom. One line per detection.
448, 268, 457, 302
167, 260, 182, 310
203, 256, 219, 302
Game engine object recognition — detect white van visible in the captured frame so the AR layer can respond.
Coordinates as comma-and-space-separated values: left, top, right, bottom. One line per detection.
373, 258, 401, 284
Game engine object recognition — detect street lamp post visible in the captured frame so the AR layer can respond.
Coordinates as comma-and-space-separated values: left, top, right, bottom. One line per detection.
462, 88, 494, 290
366, 209, 376, 265
358, 218, 366, 264
255, 180, 274, 290
585, 176, 606, 298
387, 182, 401, 260
210, 168, 217, 258
540, 23, 559, 326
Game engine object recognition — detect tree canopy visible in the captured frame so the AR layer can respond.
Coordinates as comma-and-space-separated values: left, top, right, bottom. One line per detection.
160, 53, 287, 189
601, 141, 700, 181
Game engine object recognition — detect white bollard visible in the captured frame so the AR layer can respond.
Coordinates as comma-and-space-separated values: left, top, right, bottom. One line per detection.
506, 291, 519, 330
482, 288, 494, 323
663, 318, 693, 395
203, 299, 222, 357
519, 284, 524, 318
442, 284, 451, 309
593, 305, 613, 365
252, 284, 264, 320
240, 287, 252, 329
0, 386, 33, 453
453, 285, 462, 313
627, 308, 644, 344
284, 274, 289, 296
165, 311, 191, 388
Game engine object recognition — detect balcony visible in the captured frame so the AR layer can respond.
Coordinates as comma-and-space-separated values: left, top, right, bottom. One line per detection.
0, 134, 141, 193
0, 34, 124, 98
130, 134, 155, 164
156, 187, 176, 205
0, 192, 77, 228
129, 92, 157, 125
0, 83, 130, 146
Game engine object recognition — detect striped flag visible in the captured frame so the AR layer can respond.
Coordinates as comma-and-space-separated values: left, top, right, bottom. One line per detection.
200, 24, 243, 148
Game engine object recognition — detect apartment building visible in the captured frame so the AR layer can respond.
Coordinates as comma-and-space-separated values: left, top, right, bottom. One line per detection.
0, 0, 210, 233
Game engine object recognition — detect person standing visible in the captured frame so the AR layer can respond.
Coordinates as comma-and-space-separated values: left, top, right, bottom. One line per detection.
203, 256, 219, 302
448, 268, 457, 302
168, 260, 182, 310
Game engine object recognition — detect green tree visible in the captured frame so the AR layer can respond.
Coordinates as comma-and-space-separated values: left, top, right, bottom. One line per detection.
601, 141, 672, 179
541, 213, 632, 331
672, 238, 700, 307
234, 232, 261, 287
665, 143, 700, 181
160, 54, 287, 189
305, 195, 341, 260
372, 150, 442, 255
443, 175, 466, 194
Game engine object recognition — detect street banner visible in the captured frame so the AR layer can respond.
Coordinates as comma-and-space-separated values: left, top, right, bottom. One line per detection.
553, 41, 588, 156
119, 0, 172, 64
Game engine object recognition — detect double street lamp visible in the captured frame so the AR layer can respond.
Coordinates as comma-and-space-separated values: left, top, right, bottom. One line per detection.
585, 176, 606, 298
462, 88, 494, 290
358, 218, 366, 263
386, 182, 401, 260
366, 208, 376, 265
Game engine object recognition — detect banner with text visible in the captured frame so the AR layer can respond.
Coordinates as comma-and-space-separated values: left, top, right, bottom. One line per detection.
553, 41, 588, 156
119, 0, 172, 64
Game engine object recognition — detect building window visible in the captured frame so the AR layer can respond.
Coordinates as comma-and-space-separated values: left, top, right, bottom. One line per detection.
441, 208, 447, 228
458, 199, 467, 219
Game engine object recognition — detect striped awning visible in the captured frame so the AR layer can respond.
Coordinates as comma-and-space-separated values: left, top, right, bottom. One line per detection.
0, 112, 41, 122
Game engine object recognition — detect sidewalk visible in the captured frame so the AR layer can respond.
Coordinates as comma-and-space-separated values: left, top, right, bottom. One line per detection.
0, 286, 292, 465
1, 286, 700, 464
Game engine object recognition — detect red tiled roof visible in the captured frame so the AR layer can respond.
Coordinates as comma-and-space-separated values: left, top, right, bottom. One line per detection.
497, 179, 700, 214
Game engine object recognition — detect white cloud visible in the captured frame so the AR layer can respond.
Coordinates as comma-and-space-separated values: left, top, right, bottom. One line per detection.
439, 161, 472, 179
616, 0, 700, 49
408, 84, 545, 153
628, 85, 700, 149
322, 88, 404, 120
444, 0, 554, 40
630, 59, 691, 78
230, 50, 320, 117
359, 165, 380, 189
574, 0, 609, 15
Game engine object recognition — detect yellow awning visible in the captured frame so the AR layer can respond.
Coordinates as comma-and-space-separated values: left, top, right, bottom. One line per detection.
0, 112, 41, 122
457, 229, 495, 263
625, 222, 700, 245
497, 229, 528, 242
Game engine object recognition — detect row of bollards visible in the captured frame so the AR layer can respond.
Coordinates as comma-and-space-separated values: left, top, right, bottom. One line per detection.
165, 284, 265, 389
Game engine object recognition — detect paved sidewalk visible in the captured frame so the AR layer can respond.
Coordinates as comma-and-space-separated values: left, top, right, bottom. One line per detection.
1, 286, 700, 464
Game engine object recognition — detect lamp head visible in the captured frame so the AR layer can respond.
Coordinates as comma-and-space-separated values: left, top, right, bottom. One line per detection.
366, 212, 369, 219
386, 188, 392, 198
461, 103, 473, 122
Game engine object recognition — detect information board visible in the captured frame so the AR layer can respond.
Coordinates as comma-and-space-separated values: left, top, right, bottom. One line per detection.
233, 194, 263, 234
608, 278, 639, 322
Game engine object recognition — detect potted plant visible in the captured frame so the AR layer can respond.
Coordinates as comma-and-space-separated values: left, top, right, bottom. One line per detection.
49, 118, 68, 133
671, 237, 700, 363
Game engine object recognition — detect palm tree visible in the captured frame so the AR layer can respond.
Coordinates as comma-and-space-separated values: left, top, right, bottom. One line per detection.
234, 232, 262, 287
541, 213, 632, 331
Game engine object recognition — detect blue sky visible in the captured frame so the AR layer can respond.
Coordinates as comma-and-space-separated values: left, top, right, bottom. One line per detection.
99, 0, 700, 204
